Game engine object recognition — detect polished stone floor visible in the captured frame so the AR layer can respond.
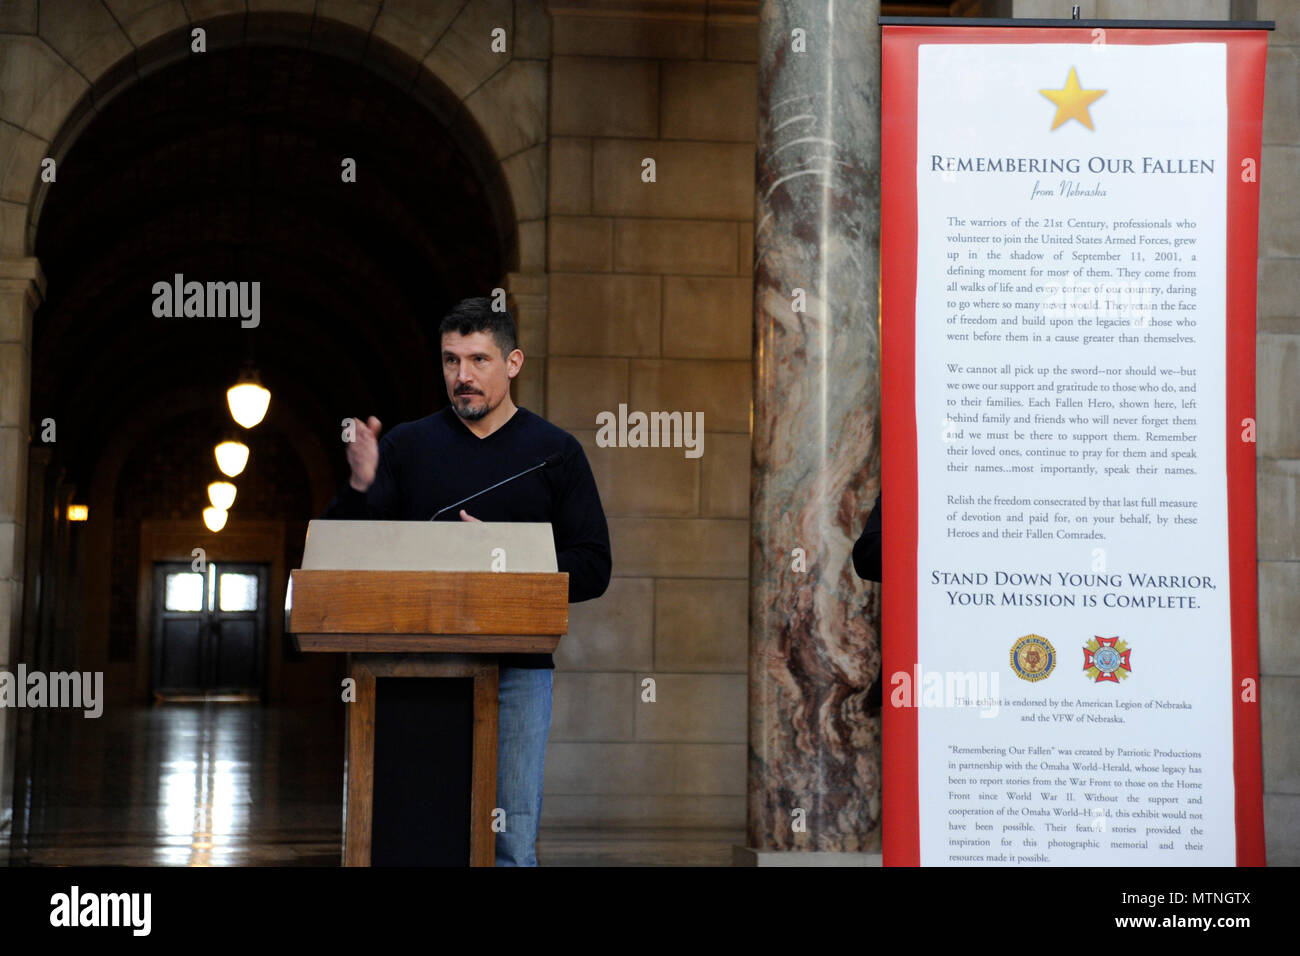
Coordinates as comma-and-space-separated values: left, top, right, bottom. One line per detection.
1, 702, 741, 866
4, 701, 346, 866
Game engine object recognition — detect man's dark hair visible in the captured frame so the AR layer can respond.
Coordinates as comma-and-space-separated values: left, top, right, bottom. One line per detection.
439, 296, 518, 360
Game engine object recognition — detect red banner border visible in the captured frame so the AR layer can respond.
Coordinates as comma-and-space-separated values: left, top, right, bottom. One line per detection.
879, 25, 1268, 867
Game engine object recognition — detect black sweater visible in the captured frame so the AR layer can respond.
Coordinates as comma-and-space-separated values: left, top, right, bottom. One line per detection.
321, 405, 613, 668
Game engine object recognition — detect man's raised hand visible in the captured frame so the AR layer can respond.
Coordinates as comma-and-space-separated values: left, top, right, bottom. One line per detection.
347, 415, 382, 491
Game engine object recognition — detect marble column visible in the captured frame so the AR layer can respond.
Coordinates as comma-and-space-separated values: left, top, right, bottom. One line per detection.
747, 0, 882, 855
0, 256, 44, 835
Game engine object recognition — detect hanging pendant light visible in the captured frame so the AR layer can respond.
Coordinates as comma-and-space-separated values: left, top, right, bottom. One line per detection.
227, 363, 270, 428
214, 440, 249, 477
207, 481, 237, 510
203, 507, 228, 532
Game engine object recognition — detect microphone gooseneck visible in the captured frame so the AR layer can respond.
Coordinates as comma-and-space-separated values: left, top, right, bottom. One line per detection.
430, 453, 564, 520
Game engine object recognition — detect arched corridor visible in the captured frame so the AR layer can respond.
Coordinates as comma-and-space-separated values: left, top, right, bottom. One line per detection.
6, 10, 538, 864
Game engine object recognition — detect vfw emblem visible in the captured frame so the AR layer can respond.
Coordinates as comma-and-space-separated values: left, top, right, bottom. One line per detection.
1084, 636, 1132, 683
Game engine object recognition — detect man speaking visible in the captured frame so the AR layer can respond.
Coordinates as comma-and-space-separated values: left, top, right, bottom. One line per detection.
323, 296, 612, 866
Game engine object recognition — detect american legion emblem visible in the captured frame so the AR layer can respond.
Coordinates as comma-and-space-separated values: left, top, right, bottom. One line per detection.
1084, 635, 1132, 683
1010, 634, 1056, 682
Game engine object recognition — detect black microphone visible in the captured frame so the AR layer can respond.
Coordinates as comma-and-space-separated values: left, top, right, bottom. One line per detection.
430, 452, 564, 520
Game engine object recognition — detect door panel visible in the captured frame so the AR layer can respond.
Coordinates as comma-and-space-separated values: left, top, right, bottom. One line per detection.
159, 617, 204, 690
212, 618, 258, 692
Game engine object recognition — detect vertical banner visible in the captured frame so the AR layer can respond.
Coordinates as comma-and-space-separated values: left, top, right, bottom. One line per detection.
880, 21, 1268, 866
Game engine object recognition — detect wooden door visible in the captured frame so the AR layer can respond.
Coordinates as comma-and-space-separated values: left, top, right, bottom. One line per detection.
151, 562, 269, 698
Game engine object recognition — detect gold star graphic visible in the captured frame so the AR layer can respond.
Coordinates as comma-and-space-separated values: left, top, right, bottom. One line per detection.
1039, 67, 1106, 131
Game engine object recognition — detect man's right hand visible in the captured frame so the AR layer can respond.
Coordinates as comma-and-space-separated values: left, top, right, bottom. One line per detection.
347, 415, 382, 491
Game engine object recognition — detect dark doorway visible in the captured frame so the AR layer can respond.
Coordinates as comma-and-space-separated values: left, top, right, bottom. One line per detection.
151, 561, 270, 699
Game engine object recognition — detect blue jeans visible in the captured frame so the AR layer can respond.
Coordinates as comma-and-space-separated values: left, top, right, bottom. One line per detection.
495, 666, 553, 866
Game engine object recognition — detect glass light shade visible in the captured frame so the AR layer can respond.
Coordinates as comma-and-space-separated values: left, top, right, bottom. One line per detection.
227, 381, 270, 428
203, 507, 228, 532
207, 481, 237, 510
214, 441, 249, 477
68, 504, 89, 521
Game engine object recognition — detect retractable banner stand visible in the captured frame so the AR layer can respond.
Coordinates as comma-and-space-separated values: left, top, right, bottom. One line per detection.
879, 19, 1269, 866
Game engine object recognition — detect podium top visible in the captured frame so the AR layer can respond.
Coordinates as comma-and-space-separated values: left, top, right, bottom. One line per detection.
301, 520, 558, 572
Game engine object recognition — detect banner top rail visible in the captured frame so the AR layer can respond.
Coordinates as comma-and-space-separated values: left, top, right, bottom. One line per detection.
879, 17, 1274, 31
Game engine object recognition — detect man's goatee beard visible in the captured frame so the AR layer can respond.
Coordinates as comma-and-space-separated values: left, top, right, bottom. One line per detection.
454, 395, 492, 421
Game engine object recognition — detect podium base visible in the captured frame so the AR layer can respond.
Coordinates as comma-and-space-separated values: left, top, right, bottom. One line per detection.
344, 654, 499, 867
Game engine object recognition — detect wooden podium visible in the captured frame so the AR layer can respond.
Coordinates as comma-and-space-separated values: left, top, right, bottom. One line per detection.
287, 520, 568, 866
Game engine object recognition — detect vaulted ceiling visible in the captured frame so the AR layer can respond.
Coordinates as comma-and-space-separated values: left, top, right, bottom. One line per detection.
32, 42, 512, 500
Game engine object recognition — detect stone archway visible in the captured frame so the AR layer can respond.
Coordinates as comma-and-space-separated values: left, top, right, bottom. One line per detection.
0, 0, 550, 831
